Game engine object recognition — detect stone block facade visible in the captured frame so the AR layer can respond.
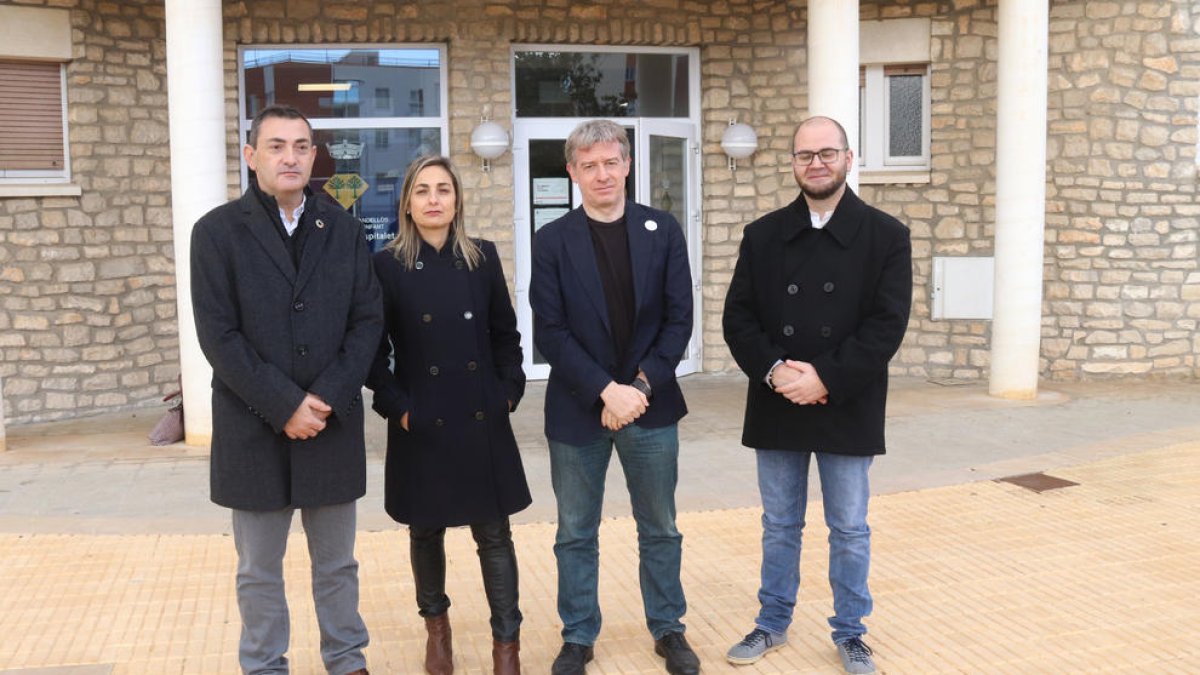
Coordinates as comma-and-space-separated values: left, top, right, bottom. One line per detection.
1, 0, 177, 423
865, 0, 1199, 381
1, 0, 1196, 424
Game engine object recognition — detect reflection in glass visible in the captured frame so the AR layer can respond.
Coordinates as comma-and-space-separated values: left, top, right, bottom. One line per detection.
648, 135, 686, 231
243, 48, 441, 120
296, 128, 441, 252
888, 74, 923, 157
514, 51, 689, 118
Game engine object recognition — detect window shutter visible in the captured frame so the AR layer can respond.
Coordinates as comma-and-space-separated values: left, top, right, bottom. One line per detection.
0, 61, 65, 171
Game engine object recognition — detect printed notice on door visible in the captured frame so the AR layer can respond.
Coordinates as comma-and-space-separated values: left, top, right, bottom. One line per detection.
533, 178, 570, 206
534, 207, 569, 231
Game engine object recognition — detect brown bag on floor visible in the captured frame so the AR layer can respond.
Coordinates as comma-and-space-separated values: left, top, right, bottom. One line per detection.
149, 390, 184, 445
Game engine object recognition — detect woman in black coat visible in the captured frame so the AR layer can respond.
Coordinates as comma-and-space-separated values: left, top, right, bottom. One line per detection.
366, 155, 530, 675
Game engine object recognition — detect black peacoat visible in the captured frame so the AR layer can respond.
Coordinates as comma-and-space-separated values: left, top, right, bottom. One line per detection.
191, 188, 384, 511
723, 188, 912, 456
366, 237, 531, 528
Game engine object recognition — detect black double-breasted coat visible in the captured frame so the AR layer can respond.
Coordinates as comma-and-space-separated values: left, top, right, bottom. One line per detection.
191, 188, 384, 510
367, 237, 531, 528
723, 188, 913, 455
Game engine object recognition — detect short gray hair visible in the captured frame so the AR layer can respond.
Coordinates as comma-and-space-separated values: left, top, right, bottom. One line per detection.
564, 119, 630, 165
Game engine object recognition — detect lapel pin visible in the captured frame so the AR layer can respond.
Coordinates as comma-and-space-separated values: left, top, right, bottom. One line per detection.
315, 219, 326, 229
644, 219, 658, 231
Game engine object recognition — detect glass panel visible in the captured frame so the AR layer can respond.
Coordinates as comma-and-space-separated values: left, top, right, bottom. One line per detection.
647, 132, 692, 363
527, 138, 573, 366
514, 51, 689, 117
245, 127, 440, 252
647, 135, 686, 231
887, 74, 923, 157
243, 48, 442, 119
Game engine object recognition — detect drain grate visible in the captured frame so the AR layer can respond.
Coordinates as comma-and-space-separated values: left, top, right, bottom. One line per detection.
996, 472, 1079, 493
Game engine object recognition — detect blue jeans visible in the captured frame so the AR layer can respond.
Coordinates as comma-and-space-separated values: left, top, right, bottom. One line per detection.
549, 423, 686, 644
754, 450, 873, 644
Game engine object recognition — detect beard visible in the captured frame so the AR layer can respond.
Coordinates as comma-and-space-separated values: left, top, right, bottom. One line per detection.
797, 166, 847, 200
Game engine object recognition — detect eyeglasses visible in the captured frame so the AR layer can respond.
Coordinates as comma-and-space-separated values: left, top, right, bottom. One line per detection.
791, 147, 846, 165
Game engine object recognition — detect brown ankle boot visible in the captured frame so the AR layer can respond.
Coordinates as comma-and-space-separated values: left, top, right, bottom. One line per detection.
424, 612, 453, 675
492, 638, 520, 675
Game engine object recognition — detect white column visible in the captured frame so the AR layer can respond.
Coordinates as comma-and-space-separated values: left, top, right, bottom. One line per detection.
807, 0, 861, 190
166, 0, 225, 444
989, 0, 1049, 399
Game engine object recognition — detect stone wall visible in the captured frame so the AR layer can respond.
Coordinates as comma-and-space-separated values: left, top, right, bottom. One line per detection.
3, 0, 1197, 424
855, 0, 1198, 380
0, 0, 177, 424
1040, 1, 1198, 378
226, 0, 1199, 384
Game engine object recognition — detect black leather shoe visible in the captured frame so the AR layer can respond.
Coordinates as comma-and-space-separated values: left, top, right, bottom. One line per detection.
655, 631, 701, 675
551, 642, 594, 675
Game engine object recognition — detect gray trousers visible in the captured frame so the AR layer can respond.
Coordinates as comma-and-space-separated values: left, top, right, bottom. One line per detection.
232, 502, 370, 675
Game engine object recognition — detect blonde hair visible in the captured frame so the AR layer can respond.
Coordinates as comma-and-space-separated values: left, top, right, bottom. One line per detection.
386, 155, 483, 271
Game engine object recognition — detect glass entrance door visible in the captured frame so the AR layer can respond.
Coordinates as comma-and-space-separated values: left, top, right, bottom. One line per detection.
512, 119, 700, 379
638, 120, 700, 374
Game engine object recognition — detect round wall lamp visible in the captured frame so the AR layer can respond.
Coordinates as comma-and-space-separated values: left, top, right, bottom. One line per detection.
470, 119, 510, 172
720, 119, 758, 171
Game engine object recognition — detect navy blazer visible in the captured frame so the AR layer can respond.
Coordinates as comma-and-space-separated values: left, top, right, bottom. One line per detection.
531, 200, 693, 445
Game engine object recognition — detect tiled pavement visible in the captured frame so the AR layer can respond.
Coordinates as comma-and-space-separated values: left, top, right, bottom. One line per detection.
1, 375, 1198, 673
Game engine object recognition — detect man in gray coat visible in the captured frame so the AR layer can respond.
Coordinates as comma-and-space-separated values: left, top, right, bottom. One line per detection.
191, 104, 383, 675
722, 116, 912, 675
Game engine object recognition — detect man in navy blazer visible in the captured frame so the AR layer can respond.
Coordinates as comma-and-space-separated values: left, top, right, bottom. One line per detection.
531, 120, 699, 675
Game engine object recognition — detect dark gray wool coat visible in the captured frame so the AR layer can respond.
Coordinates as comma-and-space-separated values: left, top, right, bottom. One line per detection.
191, 187, 383, 510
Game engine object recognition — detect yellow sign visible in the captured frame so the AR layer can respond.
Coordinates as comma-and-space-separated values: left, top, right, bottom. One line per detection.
323, 173, 370, 209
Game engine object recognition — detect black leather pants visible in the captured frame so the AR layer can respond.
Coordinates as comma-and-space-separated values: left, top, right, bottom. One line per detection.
410, 517, 523, 642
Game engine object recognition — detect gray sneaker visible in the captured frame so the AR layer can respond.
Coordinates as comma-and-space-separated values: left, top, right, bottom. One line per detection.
726, 627, 787, 665
836, 637, 876, 674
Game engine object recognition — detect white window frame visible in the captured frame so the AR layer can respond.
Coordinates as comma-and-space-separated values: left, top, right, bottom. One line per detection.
0, 6, 77, 195
236, 43, 449, 188
859, 63, 931, 182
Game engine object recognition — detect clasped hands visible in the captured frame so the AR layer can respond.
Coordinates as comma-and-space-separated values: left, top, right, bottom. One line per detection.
770, 359, 829, 405
283, 392, 332, 439
600, 375, 650, 431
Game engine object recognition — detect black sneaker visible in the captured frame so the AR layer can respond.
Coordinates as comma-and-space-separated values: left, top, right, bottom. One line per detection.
551, 642, 594, 675
654, 631, 701, 675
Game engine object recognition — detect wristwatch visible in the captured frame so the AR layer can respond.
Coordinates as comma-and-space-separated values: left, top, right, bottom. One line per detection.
630, 377, 652, 399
